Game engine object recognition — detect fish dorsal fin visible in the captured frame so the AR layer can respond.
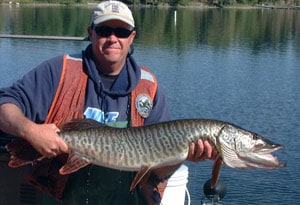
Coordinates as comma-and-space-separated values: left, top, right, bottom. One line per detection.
60, 118, 105, 131
210, 155, 223, 189
130, 166, 152, 191
59, 150, 91, 175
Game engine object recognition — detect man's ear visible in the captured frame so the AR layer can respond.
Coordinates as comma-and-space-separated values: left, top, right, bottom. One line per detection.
87, 26, 94, 41
129, 30, 136, 44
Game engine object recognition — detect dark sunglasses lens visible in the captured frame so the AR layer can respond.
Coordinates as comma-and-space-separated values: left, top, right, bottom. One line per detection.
94, 27, 132, 38
95, 27, 112, 37
114, 28, 132, 38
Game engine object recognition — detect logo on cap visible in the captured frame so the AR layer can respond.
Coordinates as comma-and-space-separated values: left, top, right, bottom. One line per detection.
111, 3, 119, 13
135, 94, 153, 118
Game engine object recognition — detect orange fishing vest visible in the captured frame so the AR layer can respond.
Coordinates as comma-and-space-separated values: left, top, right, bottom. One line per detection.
47, 54, 158, 127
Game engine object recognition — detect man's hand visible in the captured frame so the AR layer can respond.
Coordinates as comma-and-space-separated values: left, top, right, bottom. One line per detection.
23, 123, 68, 158
187, 139, 218, 162
0, 103, 68, 158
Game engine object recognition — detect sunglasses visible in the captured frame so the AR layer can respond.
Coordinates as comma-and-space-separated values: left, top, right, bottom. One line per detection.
94, 26, 133, 38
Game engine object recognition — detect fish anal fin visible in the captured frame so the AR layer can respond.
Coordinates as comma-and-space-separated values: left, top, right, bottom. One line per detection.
211, 156, 223, 189
130, 166, 152, 191
59, 150, 90, 175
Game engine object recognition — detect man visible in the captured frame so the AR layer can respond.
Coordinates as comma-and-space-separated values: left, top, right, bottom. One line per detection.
0, 1, 215, 204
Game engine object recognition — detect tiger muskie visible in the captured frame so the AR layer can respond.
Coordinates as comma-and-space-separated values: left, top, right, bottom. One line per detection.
6, 119, 285, 190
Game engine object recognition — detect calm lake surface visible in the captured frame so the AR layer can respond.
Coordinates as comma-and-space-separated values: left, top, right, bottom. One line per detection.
0, 4, 300, 205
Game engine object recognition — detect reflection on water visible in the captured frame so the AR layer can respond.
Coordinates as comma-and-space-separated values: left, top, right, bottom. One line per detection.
0, 5, 300, 205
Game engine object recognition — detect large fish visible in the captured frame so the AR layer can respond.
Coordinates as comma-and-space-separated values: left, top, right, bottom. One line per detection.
6, 119, 285, 190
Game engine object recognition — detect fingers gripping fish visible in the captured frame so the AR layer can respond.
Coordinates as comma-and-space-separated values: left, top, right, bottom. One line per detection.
6, 119, 285, 190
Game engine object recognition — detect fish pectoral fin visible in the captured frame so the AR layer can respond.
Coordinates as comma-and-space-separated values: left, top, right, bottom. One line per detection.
211, 155, 223, 189
59, 151, 90, 175
130, 166, 152, 191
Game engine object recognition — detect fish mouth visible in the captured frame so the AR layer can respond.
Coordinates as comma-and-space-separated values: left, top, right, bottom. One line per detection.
253, 144, 284, 154
238, 145, 286, 169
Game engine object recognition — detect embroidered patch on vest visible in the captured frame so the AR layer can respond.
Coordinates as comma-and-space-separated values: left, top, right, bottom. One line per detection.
135, 94, 153, 118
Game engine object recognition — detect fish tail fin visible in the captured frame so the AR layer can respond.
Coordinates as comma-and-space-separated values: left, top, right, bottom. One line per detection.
6, 139, 42, 168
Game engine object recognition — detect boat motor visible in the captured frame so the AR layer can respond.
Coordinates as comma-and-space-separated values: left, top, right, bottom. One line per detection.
201, 178, 227, 205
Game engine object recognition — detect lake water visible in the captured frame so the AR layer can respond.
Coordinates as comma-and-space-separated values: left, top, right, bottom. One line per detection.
0, 4, 300, 205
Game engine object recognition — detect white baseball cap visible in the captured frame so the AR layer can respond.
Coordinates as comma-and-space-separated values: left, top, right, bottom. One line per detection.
91, 1, 135, 28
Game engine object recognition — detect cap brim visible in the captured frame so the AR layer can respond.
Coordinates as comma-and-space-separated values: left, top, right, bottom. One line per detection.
93, 16, 134, 28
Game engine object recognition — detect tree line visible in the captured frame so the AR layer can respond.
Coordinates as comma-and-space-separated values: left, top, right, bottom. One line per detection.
1, 0, 299, 6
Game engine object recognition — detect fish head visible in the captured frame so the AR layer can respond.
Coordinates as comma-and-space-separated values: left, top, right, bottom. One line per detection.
218, 124, 285, 169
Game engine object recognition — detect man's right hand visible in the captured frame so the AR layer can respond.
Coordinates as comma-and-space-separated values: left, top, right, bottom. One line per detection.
23, 123, 68, 158
0, 103, 68, 158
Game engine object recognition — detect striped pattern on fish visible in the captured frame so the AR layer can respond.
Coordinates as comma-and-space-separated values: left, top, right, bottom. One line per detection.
61, 120, 221, 171
7, 118, 285, 190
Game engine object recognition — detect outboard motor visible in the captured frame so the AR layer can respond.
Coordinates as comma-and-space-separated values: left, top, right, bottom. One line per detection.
201, 178, 227, 205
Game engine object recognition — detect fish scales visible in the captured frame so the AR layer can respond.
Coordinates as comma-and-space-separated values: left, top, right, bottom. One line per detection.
129, 121, 188, 167
61, 120, 223, 171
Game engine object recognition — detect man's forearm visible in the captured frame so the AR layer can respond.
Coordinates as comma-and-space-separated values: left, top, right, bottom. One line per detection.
0, 103, 34, 139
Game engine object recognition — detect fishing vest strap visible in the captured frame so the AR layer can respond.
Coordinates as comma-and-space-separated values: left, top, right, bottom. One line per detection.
45, 54, 88, 125
26, 54, 88, 200
131, 66, 158, 127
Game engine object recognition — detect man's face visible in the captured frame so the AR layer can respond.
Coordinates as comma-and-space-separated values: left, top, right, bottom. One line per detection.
88, 20, 136, 69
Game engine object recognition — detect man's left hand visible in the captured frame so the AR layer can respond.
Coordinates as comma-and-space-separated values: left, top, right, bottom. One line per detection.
187, 139, 218, 162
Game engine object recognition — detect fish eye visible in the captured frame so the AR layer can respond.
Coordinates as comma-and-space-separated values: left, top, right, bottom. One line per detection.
255, 139, 266, 147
